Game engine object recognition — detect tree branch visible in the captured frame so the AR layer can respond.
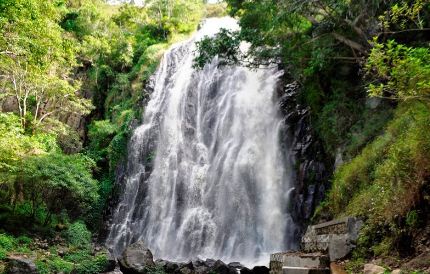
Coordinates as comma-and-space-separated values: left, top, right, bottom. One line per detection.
332, 32, 366, 54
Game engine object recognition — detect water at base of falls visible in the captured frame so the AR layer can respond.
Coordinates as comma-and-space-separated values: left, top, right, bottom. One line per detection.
106, 17, 298, 266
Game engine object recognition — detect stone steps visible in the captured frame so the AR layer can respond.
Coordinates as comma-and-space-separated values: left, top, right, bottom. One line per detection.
270, 252, 330, 274
270, 217, 362, 274
282, 266, 330, 274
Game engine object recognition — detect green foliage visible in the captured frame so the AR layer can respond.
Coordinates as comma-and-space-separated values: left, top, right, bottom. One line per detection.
379, 0, 428, 29
315, 86, 363, 154
366, 40, 430, 101
0, 0, 92, 132
405, 210, 419, 228
0, 233, 15, 260
194, 29, 242, 68
16, 153, 98, 220
65, 222, 91, 248
87, 120, 118, 162
73, 252, 109, 274
0, 234, 15, 251
36, 256, 74, 274
319, 101, 430, 256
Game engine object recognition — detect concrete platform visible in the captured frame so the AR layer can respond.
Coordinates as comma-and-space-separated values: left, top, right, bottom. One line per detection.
270, 252, 330, 274
282, 266, 330, 274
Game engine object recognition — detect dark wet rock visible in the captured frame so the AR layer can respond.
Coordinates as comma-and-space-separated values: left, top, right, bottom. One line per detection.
204, 259, 216, 267
211, 260, 237, 274
6, 255, 38, 274
118, 240, 155, 274
105, 252, 117, 273
178, 261, 194, 274
154, 258, 251, 274
240, 267, 253, 274
251, 266, 269, 274
228, 262, 244, 269
156, 259, 180, 273
278, 81, 332, 238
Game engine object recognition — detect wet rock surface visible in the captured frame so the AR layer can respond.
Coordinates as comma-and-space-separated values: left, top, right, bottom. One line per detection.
155, 259, 243, 274
118, 240, 155, 274
114, 240, 271, 274
278, 81, 332, 232
6, 255, 38, 274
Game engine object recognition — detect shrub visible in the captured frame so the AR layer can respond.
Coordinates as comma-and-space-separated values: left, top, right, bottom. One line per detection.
17, 153, 99, 222
65, 222, 91, 248
16, 236, 32, 245
73, 252, 109, 274
0, 248, 7, 260
63, 247, 92, 263
36, 256, 74, 274
0, 234, 15, 251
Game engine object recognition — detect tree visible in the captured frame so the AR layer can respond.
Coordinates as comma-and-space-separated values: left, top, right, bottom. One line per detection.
17, 153, 99, 224
0, 0, 92, 131
366, 40, 430, 101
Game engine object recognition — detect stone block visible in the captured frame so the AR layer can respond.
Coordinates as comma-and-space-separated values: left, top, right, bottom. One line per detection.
270, 252, 329, 274
282, 267, 330, 274
301, 217, 363, 261
328, 234, 353, 262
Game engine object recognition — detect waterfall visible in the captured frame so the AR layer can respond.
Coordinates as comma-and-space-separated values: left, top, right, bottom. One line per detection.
106, 17, 297, 265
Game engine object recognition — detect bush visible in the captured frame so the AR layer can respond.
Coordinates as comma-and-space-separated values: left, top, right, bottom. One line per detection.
87, 120, 118, 162
73, 252, 109, 274
0, 233, 15, 260
65, 222, 91, 248
17, 153, 99, 222
0, 234, 15, 251
16, 235, 32, 245
0, 248, 7, 260
36, 256, 74, 274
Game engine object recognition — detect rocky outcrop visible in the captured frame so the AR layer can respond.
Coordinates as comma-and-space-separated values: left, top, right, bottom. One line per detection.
277, 81, 332, 230
118, 240, 155, 274
270, 217, 362, 274
6, 255, 38, 274
301, 217, 363, 261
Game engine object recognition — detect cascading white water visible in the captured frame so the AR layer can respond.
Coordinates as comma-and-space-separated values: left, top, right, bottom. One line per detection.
106, 17, 297, 265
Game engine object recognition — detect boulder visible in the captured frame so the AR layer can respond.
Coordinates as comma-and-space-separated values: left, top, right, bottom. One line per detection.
155, 259, 180, 274
241, 267, 253, 274
205, 259, 216, 268
363, 264, 386, 274
252, 266, 269, 274
211, 260, 236, 274
178, 261, 194, 274
301, 217, 363, 261
118, 240, 155, 274
228, 262, 244, 269
6, 255, 38, 274
391, 270, 401, 274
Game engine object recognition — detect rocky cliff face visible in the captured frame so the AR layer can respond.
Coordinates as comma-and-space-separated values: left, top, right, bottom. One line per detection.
277, 80, 332, 230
